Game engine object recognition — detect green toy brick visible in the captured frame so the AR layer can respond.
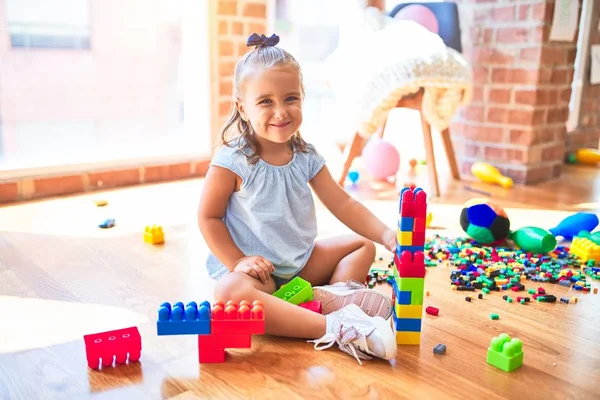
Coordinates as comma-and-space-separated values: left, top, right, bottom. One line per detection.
393, 276, 424, 305
486, 333, 523, 372
272, 276, 313, 305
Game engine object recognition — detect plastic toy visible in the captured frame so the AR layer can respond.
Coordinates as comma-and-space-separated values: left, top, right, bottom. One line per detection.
486, 333, 523, 372
549, 212, 599, 239
347, 169, 360, 185
144, 225, 164, 244
471, 162, 513, 188
157, 301, 211, 335
211, 300, 265, 335
569, 236, 600, 263
459, 198, 510, 245
433, 343, 446, 355
425, 306, 439, 316
272, 276, 313, 305
94, 200, 108, 207
98, 218, 115, 229
566, 148, 600, 165
394, 4, 439, 34
298, 301, 322, 313
84, 326, 141, 370
509, 226, 557, 254
392, 187, 427, 345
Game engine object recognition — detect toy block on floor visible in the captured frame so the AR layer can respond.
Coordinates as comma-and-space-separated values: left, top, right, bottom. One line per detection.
157, 301, 211, 335
211, 300, 265, 335
84, 326, 141, 370
272, 276, 313, 305
392, 309, 422, 332
391, 280, 412, 305
198, 334, 251, 349
394, 251, 426, 278
198, 347, 225, 363
394, 304, 423, 319
399, 187, 427, 218
144, 225, 164, 244
393, 331, 421, 345
569, 236, 600, 263
486, 333, 523, 372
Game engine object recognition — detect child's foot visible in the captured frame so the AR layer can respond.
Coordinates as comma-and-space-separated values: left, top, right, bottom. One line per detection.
308, 304, 396, 364
312, 280, 393, 320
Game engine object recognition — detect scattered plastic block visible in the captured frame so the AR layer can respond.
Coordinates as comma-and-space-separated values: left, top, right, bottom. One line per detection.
84, 326, 141, 370
425, 306, 439, 316
99, 218, 115, 229
433, 343, 446, 355
144, 225, 164, 244
157, 301, 211, 335
486, 333, 523, 372
272, 276, 312, 305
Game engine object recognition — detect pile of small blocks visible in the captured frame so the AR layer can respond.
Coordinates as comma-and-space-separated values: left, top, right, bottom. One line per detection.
157, 299, 265, 363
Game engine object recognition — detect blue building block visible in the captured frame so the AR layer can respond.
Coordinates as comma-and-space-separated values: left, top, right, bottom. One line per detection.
399, 217, 414, 231
392, 280, 412, 305
396, 244, 424, 254
392, 310, 422, 332
157, 301, 211, 335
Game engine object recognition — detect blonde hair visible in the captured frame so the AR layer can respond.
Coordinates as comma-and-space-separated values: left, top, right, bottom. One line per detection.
220, 35, 312, 164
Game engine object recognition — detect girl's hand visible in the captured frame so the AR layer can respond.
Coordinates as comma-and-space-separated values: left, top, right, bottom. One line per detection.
234, 256, 275, 284
382, 229, 397, 252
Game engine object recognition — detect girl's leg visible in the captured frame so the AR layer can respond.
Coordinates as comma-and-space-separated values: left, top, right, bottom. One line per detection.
299, 234, 376, 285
214, 271, 326, 338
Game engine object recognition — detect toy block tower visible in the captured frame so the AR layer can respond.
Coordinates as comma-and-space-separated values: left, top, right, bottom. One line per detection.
391, 187, 427, 345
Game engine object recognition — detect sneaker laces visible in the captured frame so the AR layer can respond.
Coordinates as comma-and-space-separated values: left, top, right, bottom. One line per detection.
308, 323, 373, 365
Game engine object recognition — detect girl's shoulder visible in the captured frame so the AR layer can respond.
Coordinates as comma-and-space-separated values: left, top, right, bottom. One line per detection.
210, 140, 251, 179
294, 142, 326, 181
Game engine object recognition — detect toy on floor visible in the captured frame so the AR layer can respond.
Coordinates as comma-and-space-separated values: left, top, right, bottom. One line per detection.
391, 186, 427, 345
157, 299, 265, 363
509, 226, 557, 254
459, 198, 510, 245
144, 225, 164, 244
486, 333, 523, 372
94, 200, 108, 207
549, 212, 599, 239
84, 326, 141, 370
98, 218, 115, 229
347, 169, 360, 185
471, 162, 513, 189
566, 148, 600, 165
569, 236, 600, 263
433, 343, 446, 355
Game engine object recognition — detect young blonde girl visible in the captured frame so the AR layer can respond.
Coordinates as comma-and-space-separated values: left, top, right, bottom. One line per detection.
198, 33, 398, 364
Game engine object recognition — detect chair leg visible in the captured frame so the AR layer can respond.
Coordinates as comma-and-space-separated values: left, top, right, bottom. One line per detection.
441, 128, 460, 180
338, 132, 366, 186
420, 113, 440, 197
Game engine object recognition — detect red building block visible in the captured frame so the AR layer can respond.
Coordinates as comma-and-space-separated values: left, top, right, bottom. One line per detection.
394, 250, 426, 278
198, 347, 225, 363
83, 326, 141, 370
413, 217, 427, 233
198, 334, 252, 349
412, 231, 426, 246
298, 301, 322, 314
426, 306, 439, 316
399, 187, 427, 218
211, 300, 265, 335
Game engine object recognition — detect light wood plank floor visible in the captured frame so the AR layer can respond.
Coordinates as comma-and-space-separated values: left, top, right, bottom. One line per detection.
1, 164, 600, 400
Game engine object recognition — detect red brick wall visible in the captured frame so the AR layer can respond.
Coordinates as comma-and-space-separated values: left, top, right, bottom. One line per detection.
567, 1, 600, 152
452, 0, 579, 184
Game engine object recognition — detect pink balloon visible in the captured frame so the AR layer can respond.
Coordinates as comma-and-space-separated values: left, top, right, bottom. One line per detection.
363, 139, 400, 180
393, 5, 439, 34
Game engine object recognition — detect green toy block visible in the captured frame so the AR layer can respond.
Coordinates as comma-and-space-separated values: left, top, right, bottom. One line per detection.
393, 275, 424, 305
486, 333, 524, 372
272, 276, 313, 305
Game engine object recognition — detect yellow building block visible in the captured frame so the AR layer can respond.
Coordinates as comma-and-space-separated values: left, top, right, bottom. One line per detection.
395, 304, 423, 319
394, 331, 421, 345
569, 237, 600, 263
144, 225, 165, 244
397, 231, 413, 246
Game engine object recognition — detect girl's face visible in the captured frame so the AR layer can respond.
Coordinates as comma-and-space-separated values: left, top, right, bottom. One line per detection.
236, 64, 303, 145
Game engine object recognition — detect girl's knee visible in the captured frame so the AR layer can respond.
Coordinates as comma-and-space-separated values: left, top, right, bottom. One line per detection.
214, 271, 254, 302
361, 237, 376, 258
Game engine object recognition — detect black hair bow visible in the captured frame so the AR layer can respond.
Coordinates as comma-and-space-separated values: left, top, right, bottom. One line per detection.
247, 33, 280, 47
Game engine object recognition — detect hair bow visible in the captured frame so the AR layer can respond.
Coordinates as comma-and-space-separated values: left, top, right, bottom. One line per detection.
246, 33, 280, 48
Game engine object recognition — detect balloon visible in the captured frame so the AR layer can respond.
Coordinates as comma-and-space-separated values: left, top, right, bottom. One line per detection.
393, 5, 439, 34
362, 139, 400, 180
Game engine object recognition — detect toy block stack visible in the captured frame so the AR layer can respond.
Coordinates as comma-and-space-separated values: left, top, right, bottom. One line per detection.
157, 299, 264, 363
391, 187, 427, 345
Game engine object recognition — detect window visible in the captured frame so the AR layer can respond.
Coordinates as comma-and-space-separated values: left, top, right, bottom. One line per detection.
7, 0, 91, 49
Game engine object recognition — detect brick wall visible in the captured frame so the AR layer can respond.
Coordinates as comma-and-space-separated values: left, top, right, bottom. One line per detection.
211, 0, 268, 144
566, 1, 600, 152
452, 0, 580, 184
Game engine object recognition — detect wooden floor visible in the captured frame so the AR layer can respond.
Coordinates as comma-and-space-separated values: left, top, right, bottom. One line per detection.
1, 164, 600, 400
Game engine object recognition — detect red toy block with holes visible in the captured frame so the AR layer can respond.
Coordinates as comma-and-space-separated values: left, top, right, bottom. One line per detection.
198, 347, 226, 363
394, 251, 426, 278
211, 300, 265, 335
399, 187, 427, 218
198, 334, 251, 349
298, 301, 322, 314
83, 326, 141, 370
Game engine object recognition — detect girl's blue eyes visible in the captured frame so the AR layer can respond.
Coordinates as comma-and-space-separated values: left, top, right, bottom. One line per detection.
258, 97, 298, 105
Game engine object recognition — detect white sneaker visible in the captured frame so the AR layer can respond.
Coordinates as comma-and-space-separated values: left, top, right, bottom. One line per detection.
313, 280, 393, 320
308, 304, 397, 365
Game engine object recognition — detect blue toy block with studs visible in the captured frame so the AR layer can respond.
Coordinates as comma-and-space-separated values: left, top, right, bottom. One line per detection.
157, 301, 211, 335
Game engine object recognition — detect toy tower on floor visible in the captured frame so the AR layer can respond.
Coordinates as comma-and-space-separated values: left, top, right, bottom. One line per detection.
391, 186, 427, 345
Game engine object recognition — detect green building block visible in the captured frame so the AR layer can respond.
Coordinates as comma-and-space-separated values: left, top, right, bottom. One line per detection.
393, 275, 425, 305
486, 333, 523, 372
272, 276, 313, 305
490, 313, 499, 320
